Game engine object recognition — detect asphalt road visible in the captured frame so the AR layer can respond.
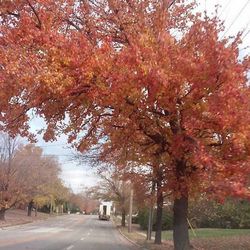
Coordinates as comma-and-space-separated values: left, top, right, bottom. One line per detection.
0, 215, 137, 250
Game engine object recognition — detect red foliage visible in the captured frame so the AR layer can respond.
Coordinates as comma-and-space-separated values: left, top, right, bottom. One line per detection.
0, 0, 249, 202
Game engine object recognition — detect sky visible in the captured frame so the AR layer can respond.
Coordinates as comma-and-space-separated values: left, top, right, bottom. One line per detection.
29, 0, 250, 194
28, 117, 98, 193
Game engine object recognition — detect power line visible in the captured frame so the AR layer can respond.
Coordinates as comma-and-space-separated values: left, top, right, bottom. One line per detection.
222, 0, 250, 37
218, 0, 233, 18
34, 143, 70, 148
242, 29, 250, 40
43, 154, 74, 157
241, 18, 250, 38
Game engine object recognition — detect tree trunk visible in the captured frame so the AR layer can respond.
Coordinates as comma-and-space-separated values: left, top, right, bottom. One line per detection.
27, 200, 33, 217
0, 208, 6, 221
154, 187, 163, 244
173, 195, 190, 250
121, 208, 126, 227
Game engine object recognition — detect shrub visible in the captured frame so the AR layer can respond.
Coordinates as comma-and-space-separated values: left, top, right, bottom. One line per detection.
137, 207, 173, 230
189, 198, 250, 229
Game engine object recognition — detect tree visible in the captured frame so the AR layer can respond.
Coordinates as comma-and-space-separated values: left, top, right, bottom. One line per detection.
0, 133, 21, 220
0, 1, 249, 249
0, 133, 67, 219
14, 144, 64, 216
90, 168, 132, 227
68, 192, 98, 214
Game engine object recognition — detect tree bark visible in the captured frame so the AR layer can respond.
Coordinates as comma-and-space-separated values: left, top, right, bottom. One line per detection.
173, 195, 190, 250
0, 208, 6, 221
154, 187, 163, 244
121, 208, 126, 227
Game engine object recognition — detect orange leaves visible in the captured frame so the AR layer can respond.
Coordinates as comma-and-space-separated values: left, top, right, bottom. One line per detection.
0, 0, 250, 201
0, 134, 64, 210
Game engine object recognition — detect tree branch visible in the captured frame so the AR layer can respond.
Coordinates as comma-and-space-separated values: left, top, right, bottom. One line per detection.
26, 0, 42, 29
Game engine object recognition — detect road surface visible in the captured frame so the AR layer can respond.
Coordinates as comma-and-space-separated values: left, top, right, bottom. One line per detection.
0, 215, 137, 250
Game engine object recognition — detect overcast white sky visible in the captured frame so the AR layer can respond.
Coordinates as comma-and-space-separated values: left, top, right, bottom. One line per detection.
28, 117, 98, 193
29, 0, 250, 193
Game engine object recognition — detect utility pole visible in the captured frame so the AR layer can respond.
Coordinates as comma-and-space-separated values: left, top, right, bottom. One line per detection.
147, 180, 155, 240
128, 187, 134, 233
50, 197, 53, 214
147, 205, 153, 240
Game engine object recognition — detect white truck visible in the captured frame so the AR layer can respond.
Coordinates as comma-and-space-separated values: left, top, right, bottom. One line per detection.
99, 201, 113, 220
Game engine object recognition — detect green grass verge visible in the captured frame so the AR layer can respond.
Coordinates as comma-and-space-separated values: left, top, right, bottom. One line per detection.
162, 228, 250, 240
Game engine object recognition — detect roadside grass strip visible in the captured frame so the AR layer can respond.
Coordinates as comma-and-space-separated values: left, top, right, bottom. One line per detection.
162, 228, 250, 240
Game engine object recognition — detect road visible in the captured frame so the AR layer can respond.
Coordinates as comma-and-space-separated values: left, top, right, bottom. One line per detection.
0, 215, 137, 250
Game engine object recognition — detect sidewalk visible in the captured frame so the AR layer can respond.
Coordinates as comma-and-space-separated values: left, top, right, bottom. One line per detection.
112, 216, 174, 250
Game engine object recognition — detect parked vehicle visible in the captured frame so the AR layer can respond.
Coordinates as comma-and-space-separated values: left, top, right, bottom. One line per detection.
99, 201, 113, 220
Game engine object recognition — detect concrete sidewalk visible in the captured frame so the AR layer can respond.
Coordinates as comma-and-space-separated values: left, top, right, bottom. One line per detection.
112, 216, 174, 250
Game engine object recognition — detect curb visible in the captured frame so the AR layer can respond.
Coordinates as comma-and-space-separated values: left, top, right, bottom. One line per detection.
111, 218, 145, 249
117, 226, 143, 249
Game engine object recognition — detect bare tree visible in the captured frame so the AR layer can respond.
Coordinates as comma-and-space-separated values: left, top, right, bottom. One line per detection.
0, 133, 20, 220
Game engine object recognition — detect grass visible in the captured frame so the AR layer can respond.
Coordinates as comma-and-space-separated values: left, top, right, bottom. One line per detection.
162, 228, 250, 240
112, 216, 250, 249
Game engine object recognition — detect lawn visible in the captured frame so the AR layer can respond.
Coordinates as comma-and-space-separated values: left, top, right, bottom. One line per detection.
0, 209, 51, 228
162, 228, 250, 240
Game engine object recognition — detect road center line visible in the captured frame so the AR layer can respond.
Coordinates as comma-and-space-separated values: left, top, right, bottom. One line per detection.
81, 237, 85, 240
66, 245, 74, 250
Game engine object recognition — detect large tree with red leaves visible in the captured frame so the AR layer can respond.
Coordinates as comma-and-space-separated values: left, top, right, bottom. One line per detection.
0, 0, 249, 248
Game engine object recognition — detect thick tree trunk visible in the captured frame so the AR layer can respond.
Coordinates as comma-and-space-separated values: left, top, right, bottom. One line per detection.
0, 208, 6, 221
173, 195, 190, 250
121, 208, 126, 227
154, 187, 163, 244
27, 200, 33, 217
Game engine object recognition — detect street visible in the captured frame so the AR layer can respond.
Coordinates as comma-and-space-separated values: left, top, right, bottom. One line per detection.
0, 215, 137, 250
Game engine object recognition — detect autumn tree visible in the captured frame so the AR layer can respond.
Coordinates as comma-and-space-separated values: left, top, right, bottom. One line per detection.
0, 133, 21, 220
76, 151, 154, 228
14, 144, 65, 216
0, 1, 249, 249
91, 167, 132, 226
80, 135, 176, 243
34, 177, 70, 214
77, 135, 168, 241
80, 190, 99, 214
68, 191, 98, 214
0, 133, 67, 219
